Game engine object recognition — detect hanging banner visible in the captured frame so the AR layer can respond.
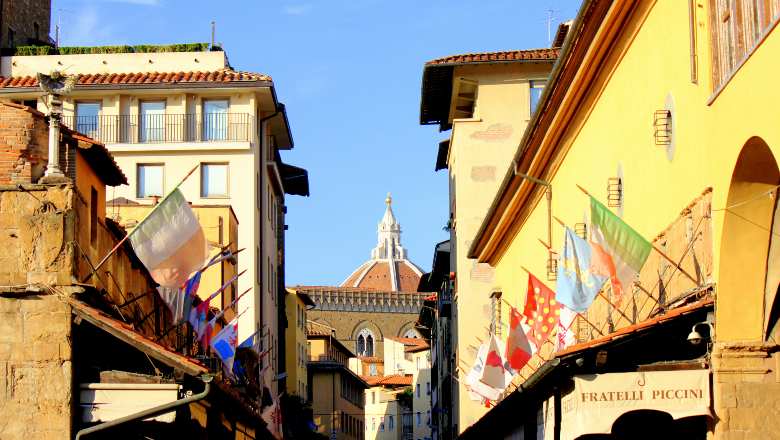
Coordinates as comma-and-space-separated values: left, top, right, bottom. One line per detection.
560, 370, 710, 439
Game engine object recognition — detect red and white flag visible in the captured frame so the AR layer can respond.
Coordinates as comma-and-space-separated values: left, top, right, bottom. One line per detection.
556, 305, 577, 351
505, 307, 533, 373
525, 274, 563, 350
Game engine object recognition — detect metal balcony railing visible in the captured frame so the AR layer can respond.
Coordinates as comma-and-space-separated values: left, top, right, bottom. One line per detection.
61, 113, 255, 144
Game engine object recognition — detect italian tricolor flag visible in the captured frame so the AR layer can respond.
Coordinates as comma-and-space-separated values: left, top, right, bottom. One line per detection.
129, 189, 208, 288
589, 196, 652, 302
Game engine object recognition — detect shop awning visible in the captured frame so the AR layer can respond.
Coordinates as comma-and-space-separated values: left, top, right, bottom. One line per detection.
69, 299, 208, 377
561, 370, 711, 439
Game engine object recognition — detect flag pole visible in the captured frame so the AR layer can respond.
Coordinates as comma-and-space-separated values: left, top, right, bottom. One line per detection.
575, 184, 698, 284
86, 165, 200, 281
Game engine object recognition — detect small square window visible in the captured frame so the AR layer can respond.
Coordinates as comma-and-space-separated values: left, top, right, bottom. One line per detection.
201, 163, 228, 197
137, 164, 164, 198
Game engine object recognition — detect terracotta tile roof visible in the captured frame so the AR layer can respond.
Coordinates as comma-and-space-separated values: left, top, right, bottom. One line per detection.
292, 285, 426, 295
363, 374, 413, 387
340, 260, 423, 292
68, 298, 207, 376
385, 336, 429, 352
358, 356, 384, 363
306, 320, 334, 337
425, 48, 560, 66
555, 298, 714, 358
0, 69, 271, 89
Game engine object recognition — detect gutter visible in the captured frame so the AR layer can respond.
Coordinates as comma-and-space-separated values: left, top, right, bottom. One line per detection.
466, 0, 596, 260
75, 375, 212, 439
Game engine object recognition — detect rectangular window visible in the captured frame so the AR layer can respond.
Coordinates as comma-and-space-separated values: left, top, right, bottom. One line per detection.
389, 416, 394, 431
529, 81, 546, 115
139, 101, 165, 143
75, 102, 101, 139
90, 187, 98, 246
200, 163, 228, 197
369, 363, 378, 376
136, 164, 164, 198
710, 0, 780, 89
417, 412, 421, 426
416, 383, 420, 398
427, 382, 431, 395
203, 99, 229, 141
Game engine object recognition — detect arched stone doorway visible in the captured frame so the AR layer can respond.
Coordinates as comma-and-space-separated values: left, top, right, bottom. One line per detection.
718, 137, 780, 341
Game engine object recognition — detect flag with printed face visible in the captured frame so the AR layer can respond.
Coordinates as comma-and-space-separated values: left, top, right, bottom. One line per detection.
589, 196, 652, 303
526, 274, 563, 349
556, 305, 577, 351
505, 307, 533, 372
556, 227, 609, 312
129, 189, 208, 288
211, 315, 240, 377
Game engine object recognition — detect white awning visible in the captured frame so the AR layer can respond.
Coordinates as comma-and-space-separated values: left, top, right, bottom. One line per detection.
560, 370, 711, 439
79, 383, 181, 423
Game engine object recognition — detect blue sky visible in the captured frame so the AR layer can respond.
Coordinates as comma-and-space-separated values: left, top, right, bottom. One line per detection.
53, 0, 582, 286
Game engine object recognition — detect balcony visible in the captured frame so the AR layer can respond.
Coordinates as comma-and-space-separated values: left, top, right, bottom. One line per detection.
62, 113, 255, 145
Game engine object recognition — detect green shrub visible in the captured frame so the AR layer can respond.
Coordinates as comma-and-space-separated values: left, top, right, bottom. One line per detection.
14, 45, 54, 56
58, 45, 134, 55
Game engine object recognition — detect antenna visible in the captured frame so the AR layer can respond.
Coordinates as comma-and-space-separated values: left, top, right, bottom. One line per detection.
55, 8, 73, 47
544, 9, 559, 45
211, 21, 216, 48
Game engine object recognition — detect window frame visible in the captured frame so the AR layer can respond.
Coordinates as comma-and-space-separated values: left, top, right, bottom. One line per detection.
202, 98, 230, 141
135, 163, 165, 199
75, 100, 102, 139
138, 99, 167, 143
200, 162, 230, 198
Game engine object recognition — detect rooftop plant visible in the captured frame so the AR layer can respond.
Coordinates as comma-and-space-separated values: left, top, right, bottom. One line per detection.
12, 43, 218, 56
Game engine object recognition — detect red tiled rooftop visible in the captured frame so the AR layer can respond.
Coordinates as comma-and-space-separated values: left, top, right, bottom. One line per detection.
0, 69, 271, 89
358, 356, 384, 364
385, 336, 429, 352
363, 374, 413, 387
425, 48, 560, 66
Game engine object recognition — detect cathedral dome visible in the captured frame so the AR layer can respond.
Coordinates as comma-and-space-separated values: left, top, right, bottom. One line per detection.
341, 194, 424, 292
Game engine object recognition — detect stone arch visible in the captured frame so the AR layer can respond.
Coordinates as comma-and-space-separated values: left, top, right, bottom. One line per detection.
398, 321, 420, 338
718, 136, 780, 341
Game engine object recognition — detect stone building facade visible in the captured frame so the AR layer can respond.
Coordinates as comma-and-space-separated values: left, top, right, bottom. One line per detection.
296, 196, 429, 359
0, 0, 51, 48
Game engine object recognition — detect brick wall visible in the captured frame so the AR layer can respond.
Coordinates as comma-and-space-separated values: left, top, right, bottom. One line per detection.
0, 0, 51, 47
0, 102, 48, 185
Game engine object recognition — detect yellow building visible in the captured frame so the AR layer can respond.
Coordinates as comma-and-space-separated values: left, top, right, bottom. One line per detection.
458, 0, 780, 439
285, 288, 315, 399
363, 384, 411, 440
0, 46, 310, 399
418, 39, 562, 433
307, 321, 368, 440
110, 203, 238, 311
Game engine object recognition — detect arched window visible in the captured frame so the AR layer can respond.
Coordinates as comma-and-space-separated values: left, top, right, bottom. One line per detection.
357, 328, 375, 357
357, 335, 366, 355
403, 329, 419, 339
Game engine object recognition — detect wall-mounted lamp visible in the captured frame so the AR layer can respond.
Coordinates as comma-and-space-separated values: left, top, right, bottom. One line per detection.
687, 322, 713, 345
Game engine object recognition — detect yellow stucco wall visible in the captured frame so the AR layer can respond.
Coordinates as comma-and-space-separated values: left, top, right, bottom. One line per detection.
489, 0, 780, 347
445, 61, 554, 432
471, 1, 780, 438
310, 371, 365, 440
285, 292, 309, 398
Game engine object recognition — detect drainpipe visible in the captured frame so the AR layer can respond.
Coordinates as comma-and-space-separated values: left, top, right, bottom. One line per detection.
75, 375, 212, 439
512, 164, 553, 250
256, 105, 280, 388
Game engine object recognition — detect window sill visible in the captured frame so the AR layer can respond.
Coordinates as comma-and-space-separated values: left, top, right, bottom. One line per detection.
107, 141, 252, 153
452, 117, 482, 124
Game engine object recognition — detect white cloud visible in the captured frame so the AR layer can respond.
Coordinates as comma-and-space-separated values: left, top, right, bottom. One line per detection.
283, 4, 313, 15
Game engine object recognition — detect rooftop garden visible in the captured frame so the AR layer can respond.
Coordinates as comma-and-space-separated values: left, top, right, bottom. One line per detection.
11, 42, 222, 56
